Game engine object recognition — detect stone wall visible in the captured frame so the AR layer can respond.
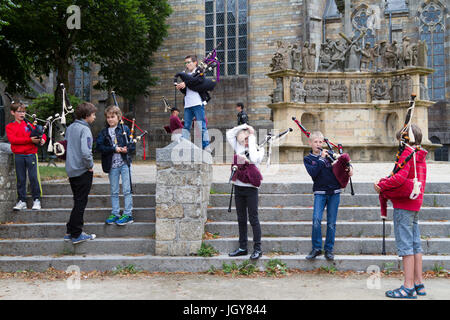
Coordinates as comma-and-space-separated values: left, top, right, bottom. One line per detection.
155, 138, 212, 256
0, 143, 16, 222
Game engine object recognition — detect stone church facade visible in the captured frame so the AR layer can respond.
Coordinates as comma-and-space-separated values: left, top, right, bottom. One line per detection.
1, 0, 448, 161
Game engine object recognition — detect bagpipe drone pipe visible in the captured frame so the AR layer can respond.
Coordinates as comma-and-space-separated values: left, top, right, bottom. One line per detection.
291, 117, 354, 195
50, 83, 74, 160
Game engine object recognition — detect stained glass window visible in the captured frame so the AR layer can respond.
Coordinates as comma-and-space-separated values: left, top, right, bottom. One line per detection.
418, 1, 446, 101
74, 61, 91, 101
352, 7, 376, 47
205, 0, 247, 76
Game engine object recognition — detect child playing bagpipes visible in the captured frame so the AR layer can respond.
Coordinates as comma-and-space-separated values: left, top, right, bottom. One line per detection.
6, 102, 47, 211
96, 105, 135, 226
374, 124, 427, 299
303, 131, 353, 261
226, 123, 265, 260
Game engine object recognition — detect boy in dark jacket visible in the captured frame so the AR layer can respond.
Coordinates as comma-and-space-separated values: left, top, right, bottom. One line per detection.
96, 105, 135, 225
6, 102, 47, 211
303, 131, 353, 261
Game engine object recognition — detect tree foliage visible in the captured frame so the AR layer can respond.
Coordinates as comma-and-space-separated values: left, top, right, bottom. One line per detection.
0, 0, 172, 104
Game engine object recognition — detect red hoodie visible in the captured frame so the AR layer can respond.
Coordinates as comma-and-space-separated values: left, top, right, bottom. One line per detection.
378, 146, 428, 212
6, 120, 47, 155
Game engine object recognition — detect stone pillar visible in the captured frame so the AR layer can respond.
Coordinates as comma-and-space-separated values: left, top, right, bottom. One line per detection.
155, 138, 212, 256
0, 143, 16, 222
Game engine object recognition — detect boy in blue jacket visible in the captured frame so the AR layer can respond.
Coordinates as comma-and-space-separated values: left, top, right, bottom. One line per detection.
96, 105, 135, 225
303, 131, 353, 261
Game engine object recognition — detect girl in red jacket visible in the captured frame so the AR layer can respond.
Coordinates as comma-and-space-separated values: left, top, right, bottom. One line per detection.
374, 124, 427, 299
6, 102, 46, 211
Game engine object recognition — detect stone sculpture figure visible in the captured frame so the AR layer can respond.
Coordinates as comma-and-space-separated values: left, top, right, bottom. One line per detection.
420, 76, 429, 100
417, 40, 428, 68
340, 80, 349, 103
291, 44, 302, 71
291, 77, 306, 103
360, 80, 367, 102
350, 80, 356, 103
385, 40, 399, 70
273, 78, 283, 102
345, 35, 362, 72
401, 36, 415, 68
330, 40, 347, 71
360, 43, 373, 71
390, 76, 400, 102
319, 44, 333, 71
270, 52, 285, 71
371, 79, 390, 101
302, 41, 316, 72
377, 40, 388, 70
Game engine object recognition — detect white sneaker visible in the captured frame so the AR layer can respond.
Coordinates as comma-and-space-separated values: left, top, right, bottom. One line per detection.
13, 200, 27, 211
32, 199, 41, 210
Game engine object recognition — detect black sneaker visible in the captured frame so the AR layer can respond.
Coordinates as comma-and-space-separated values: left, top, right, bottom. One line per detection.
250, 250, 262, 260
229, 248, 248, 257
324, 251, 334, 261
306, 249, 322, 260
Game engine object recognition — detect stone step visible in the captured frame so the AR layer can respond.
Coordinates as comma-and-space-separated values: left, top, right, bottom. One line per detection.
25, 195, 155, 209
40, 182, 449, 196
205, 221, 450, 238
203, 237, 450, 255
210, 194, 450, 207
2, 208, 155, 223
2, 237, 447, 256
5, 207, 448, 224
0, 238, 154, 256
208, 207, 450, 222
211, 182, 450, 195
0, 254, 448, 272
0, 222, 155, 239
41, 183, 156, 195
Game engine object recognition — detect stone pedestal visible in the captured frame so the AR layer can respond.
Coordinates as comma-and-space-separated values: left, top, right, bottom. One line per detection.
0, 143, 16, 222
155, 138, 212, 256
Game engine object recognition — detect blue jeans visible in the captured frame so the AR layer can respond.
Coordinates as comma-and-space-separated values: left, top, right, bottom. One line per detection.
182, 104, 210, 149
311, 193, 340, 252
393, 208, 423, 257
109, 164, 133, 217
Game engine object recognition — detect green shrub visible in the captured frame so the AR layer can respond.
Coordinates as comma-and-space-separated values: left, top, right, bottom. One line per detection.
197, 242, 219, 257
265, 259, 288, 276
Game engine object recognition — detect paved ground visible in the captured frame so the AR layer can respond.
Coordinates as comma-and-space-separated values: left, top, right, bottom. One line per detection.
47, 161, 450, 184
0, 273, 448, 300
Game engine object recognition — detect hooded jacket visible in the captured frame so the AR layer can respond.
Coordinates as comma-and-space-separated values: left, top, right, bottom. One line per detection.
378, 146, 428, 212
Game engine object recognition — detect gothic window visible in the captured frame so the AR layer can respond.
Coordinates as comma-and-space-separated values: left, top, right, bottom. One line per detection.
205, 0, 247, 76
351, 6, 377, 47
418, 1, 447, 101
74, 61, 91, 101
0, 94, 4, 139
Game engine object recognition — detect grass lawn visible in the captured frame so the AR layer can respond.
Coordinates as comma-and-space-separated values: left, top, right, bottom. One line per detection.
39, 165, 67, 181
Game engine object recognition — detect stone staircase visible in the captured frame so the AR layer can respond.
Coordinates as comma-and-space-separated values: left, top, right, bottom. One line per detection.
0, 182, 448, 272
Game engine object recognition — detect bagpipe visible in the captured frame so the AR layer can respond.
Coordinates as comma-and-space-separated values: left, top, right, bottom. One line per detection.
173, 42, 222, 105
227, 127, 293, 212
237, 128, 293, 167
51, 83, 74, 159
292, 117, 355, 195
111, 91, 148, 159
378, 94, 419, 255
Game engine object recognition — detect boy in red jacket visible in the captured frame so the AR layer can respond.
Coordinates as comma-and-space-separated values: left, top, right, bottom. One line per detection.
374, 124, 427, 299
6, 102, 46, 211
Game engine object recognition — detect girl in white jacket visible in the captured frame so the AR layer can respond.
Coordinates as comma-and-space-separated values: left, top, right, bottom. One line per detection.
226, 124, 265, 260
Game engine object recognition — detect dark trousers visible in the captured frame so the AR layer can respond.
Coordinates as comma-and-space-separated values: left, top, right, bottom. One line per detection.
14, 154, 41, 201
67, 170, 93, 238
234, 185, 261, 251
